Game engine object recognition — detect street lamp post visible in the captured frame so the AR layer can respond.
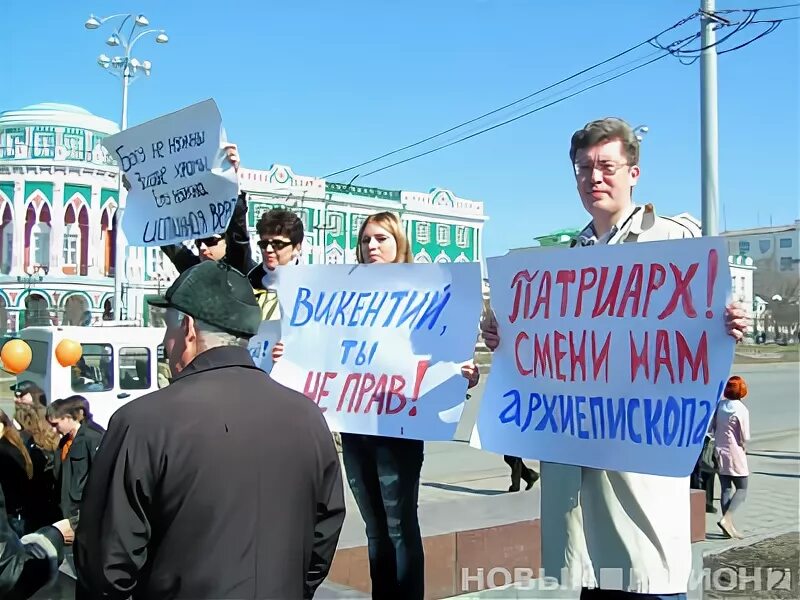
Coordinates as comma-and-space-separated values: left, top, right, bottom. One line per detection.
85, 12, 169, 320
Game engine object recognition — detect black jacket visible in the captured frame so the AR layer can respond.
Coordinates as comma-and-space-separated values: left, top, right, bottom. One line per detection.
73, 346, 346, 600
161, 191, 258, 275
0, 485, 65, 600
55, 424, 103, 519
0, 438, 29, 522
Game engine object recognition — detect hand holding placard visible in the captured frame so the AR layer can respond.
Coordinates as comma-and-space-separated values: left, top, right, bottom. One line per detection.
101, 99, 238, 247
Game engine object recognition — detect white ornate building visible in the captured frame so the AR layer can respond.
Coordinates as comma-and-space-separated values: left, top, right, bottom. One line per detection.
0, 103, 488, 334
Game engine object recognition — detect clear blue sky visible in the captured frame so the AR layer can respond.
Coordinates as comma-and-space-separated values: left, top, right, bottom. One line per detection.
4, 0, 798, 257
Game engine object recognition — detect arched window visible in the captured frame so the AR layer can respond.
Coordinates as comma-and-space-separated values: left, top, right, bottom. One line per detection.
63, 223, 79, 266
0, 203, 12, 275
31, 222, 51, 268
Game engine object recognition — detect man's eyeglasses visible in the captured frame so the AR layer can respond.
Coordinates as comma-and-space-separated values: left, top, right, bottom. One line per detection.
195, 237, 222, 250
257, 238, 292, 251
573, 161, 629, 177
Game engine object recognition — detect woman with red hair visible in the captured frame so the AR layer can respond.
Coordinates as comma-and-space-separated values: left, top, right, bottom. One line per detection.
712, 375, 751, 539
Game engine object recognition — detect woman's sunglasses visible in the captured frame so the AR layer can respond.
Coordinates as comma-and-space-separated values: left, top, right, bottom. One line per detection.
257, 238, 292, 251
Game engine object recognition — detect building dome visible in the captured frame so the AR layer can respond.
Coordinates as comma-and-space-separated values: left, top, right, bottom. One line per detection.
0, 102, 119, 135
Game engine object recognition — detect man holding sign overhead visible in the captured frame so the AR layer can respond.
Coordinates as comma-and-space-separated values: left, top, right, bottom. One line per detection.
479, 118, 748, 599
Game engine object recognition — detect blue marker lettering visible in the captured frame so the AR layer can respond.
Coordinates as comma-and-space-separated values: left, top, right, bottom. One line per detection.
523, 392, 541, 433
290, 287, 313, 326
576, 396, 589, 439
606, 397, 626, 440
627, 398, 642, 443
589, 396, 605, 439
348, 292, 373, 327
361, 291, 389, 327
396, 291, 430, 328
499, 389, 522, 427
643, 398, 663, 445
663, 396, 681, 446
381, 291, 408, 326
340, 340, 358, 364
415, 284, 452, 330
559, 393, 575, 436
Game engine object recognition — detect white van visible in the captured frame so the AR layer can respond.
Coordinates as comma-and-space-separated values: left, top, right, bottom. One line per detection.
14, 323, 167, 429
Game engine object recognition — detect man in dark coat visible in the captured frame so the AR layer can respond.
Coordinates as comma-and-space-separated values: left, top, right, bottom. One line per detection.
73, 261, 346, 600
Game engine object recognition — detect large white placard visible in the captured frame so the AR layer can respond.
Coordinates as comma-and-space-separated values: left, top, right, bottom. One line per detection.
269, 262, 484, 440
101, 99, 238, 247
472, 237, 735, 477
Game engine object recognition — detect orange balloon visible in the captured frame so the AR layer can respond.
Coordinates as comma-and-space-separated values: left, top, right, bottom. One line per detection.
55, 338, 83, 368
1, 339, 32, 374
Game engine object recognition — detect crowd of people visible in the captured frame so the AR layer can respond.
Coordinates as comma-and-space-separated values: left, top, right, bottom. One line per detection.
0, 117, 750, 600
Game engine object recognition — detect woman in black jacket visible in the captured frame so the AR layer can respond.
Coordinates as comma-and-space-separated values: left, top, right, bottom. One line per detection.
46, 396, 104, 521
13, 403, 62, 531
0, 410, 34, 535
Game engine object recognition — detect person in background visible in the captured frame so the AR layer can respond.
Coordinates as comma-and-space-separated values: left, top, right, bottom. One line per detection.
12, 404, 61, 532
0, 409, 34, 536
46, 396, 103, 521
9, 381, 48, 432
12, 381, 47, 408
480, 117, 749, 599
712, 375, 751, 539
74, 260, 345, 600
503, 455, 539, 492
249, 208, 305, 321
0, 485, 72, 600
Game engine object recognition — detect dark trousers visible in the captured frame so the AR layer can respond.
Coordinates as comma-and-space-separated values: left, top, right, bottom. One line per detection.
581, 589, 687, 600
503, 455, 538, 489
690, 463, 716, 510
341, 433, 425, 600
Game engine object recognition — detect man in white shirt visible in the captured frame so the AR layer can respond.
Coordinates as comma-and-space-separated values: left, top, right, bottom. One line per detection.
480, 117, 748, 599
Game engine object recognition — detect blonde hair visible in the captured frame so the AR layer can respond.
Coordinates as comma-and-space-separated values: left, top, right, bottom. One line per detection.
356, 211, 413, 264
15, 403, 60, 452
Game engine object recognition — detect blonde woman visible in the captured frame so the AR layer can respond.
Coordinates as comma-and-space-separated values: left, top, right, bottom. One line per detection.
14, 403, 62, 530
342, 211, 478, 599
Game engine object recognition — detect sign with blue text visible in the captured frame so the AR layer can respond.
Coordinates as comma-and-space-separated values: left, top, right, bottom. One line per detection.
269, 262, 484, 440
472, 237, 735, 477
101, 99, 238, 247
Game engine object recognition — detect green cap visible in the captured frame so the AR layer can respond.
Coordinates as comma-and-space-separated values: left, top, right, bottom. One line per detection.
148, 261, 261, 337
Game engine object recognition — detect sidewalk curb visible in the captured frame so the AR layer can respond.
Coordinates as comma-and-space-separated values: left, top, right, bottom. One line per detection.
700, 525, 800, 559
748, 430, 799, 447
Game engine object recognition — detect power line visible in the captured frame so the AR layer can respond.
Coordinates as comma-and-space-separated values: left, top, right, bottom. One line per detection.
322, 12, 700, 179
718, 2, 800, 11
360, 53, 671, 179
326, 8, 795, 182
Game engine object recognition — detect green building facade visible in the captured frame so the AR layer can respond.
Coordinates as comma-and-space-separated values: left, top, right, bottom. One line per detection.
239, 165, 486, 265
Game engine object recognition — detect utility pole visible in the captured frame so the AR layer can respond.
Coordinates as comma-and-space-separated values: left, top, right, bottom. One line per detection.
700, 0, 720, 236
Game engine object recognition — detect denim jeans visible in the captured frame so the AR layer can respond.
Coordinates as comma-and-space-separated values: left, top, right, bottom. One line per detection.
341, 433, 425, 600
719, 474, 748, 515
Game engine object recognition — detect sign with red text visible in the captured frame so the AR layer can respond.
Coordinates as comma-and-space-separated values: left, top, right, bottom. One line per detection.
471, 237, 734, 477
269, 262, 484, 440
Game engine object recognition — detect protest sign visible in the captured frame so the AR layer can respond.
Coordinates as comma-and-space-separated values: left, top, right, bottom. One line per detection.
247, 319, 281, 373
269, 262, 484, 440
101, 99, 238, 247
472, 237, 735, 477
